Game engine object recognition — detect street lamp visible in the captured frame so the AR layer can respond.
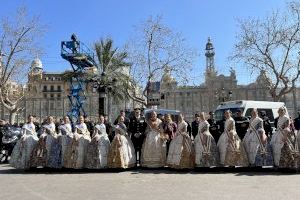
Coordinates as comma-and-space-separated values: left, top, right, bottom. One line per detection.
93, 72, 117, 116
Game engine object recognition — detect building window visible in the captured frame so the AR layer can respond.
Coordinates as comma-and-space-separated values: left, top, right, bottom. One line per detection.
57, 85, 61, 91
50, 85, 54, 91
57, 94, 61, 99
52, 77, 55, 81
50, 94, 54, 98
43, 94, 47, 98
43, 85, 47, 92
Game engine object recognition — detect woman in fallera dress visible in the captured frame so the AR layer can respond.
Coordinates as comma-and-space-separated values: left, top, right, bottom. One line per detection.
167, 114, 193, 169
242, 108, 264, 166
194, 112, 219, 168
64, 115, 91, 169
10, 115, 39, 169
86, 115, 110, 169
271, 107, 300, 169
217, 110, 248, 167
141, 111, 167, 168
30, 116, 59, 168
58, 116, 73, 168
107, 115, 136, 169
254, 128, 274, 167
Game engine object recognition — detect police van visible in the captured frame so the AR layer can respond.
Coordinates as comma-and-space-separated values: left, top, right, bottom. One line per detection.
214, 100, 285, 124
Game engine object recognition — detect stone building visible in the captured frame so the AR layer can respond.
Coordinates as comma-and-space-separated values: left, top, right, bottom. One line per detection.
0, 58, 137, 123
150, 38, 300, 121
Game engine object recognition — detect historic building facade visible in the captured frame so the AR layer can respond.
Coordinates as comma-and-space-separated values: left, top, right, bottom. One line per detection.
1, 58, 137, 123
150, 38, 300, 121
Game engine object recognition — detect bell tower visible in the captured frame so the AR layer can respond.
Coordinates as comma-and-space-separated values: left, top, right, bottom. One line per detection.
205, 37, 217, 78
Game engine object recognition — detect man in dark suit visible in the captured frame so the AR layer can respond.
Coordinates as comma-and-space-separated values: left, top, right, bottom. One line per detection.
191, 113, 200, 139
260, 111, 273, 138
234, 109, 249, 140
207, 112, 221, 143
128, 108, 147, 164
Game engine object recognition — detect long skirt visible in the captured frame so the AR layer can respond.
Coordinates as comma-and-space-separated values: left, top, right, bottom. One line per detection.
10, 134, 38, 169
218, 132, 248, 166
30, 136, 48, 167
85, 134, 110, 169
243, 131, 260, 165
254, 143, 274, 167
271, 131, 284, 166
107, 134, 136, 169
167, 134, 194, 169
194, 134, 219, 167
47, 137, 62, 168
64, 134, 91, 169
46, 135, 62, 168
141, 130, 167, 168
60, 134, 73, 167
279, 141, 300, 169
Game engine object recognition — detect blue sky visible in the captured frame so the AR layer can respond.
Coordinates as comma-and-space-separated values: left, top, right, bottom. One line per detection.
0, 0, 287, 85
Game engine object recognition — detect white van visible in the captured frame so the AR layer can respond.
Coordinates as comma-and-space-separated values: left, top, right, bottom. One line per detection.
214, 100, 285, 123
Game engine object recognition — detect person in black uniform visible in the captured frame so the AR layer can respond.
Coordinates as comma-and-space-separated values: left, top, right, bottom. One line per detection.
293, 111, 300, 131
234, 109, 249, 140
191, 113, 200, 139
207, 112, 221, 143
259, 111, 273, 138
128, 108, 147, 164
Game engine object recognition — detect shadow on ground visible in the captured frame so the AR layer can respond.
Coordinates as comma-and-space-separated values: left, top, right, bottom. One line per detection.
0, 163, 299, 175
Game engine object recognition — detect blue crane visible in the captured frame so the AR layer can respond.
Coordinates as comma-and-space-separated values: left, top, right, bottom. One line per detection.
61, 34, 97, 122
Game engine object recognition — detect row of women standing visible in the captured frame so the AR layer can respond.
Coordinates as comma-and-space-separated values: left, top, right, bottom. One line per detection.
10, 107, 300, 170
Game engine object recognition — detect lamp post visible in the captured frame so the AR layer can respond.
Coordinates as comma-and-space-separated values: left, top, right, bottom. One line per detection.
93, 71, 117, 116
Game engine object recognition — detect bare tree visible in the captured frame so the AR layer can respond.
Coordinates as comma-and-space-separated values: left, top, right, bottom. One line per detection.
128, 15, 197, 106
0, 6, 45, 124
232, 1, 300, 102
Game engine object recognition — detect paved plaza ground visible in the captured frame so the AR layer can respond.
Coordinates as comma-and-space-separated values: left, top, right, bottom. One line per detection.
0, 164, 300, 200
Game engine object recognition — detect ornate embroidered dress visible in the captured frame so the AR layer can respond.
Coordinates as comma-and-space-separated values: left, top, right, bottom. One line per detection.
194, 120, 219, 167
167, 121, 194, 169
58, 123, 73, 167
10, 123, 38, 169
271, 115, 290, 167
85, 123, 110, 169
141, 119, 167, 168
107, 123, 136, 168
64, 123, 91, 169
217, 117, 248, 166
242, 117, 264, 165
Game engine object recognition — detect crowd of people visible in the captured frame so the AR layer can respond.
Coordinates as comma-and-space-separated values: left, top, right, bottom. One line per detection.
5, 106, 300, 170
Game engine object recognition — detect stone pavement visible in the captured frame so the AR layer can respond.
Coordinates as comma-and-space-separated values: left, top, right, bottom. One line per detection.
0, 164, 299, 200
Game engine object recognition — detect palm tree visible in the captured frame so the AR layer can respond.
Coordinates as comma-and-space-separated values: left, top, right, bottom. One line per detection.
94, 38, 145, 117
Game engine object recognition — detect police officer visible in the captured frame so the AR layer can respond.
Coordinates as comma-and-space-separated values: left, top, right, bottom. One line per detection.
234, 109, 249, 140
128, 108, 147, 165
191, 113, 200, 139
207, 112, 221, 143
260, 111, 272, 138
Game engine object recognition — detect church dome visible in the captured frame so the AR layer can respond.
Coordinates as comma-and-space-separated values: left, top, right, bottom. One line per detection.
31, 58, 43, 69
